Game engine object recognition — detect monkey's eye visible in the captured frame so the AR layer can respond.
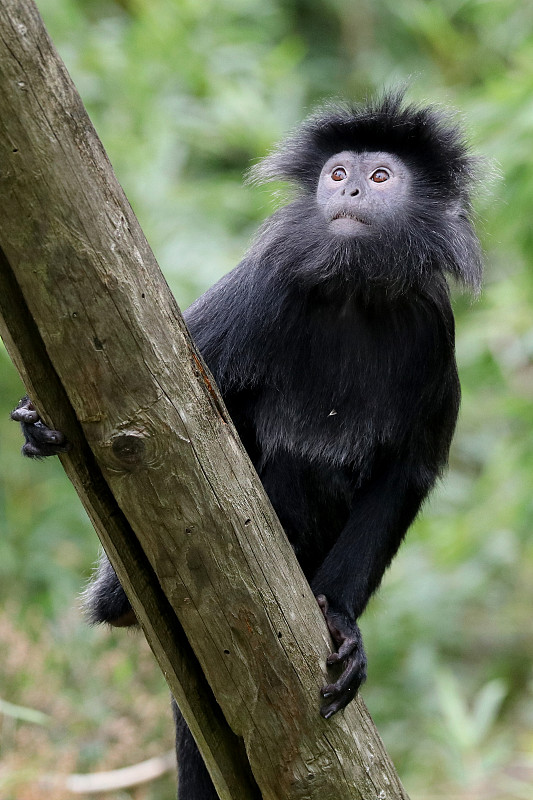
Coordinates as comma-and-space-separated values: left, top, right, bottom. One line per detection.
331, 166, 347, 181
370, 168, 390, 183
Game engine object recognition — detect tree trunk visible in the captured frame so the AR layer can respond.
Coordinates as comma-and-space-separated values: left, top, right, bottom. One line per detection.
0, 2, 410, 799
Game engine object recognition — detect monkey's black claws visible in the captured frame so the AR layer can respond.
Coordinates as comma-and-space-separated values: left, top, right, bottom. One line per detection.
317, 594, 367, 719
12, 396, 69, 459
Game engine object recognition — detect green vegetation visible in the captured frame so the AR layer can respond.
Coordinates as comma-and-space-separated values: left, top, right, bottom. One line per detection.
1, 1, 532, 797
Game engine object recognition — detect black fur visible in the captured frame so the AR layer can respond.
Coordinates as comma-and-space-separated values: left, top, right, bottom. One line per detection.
14, 93, 481, 799
172, 701, 219, 800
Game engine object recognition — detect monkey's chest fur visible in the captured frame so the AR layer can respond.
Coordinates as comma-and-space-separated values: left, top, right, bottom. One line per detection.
254, 292, 448, 468
240, 290, 453, 574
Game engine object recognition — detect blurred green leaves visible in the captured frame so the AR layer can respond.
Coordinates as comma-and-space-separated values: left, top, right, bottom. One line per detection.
436, 671, 507, 757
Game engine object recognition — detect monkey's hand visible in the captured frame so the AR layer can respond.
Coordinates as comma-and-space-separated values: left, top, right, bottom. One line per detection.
11, 396, 69, 458
316, 594, 367, 719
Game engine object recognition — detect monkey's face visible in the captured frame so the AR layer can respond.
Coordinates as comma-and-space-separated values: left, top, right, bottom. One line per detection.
316, 151, 411, 236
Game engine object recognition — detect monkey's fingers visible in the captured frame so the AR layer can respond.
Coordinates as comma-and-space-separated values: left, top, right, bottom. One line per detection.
320, 648, 367, 719
22, 421, 69, 456
11, 396, 39, 423
322, 650, 366, 696
12, 397, 69, 458
316, 594, 367, 717
11, 407, 39, 423
326, 635, 358, 664
320, 686, 357, 719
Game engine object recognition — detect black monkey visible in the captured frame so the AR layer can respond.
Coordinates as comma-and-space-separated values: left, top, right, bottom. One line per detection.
13, 93, 482, 800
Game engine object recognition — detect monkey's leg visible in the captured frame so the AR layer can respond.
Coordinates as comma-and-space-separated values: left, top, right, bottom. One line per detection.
172, 699, 219, 800
83, 553, 137, 628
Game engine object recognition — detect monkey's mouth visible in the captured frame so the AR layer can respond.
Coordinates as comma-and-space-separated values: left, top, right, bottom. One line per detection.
330, 211, 370, 225
329, 212, 371, 233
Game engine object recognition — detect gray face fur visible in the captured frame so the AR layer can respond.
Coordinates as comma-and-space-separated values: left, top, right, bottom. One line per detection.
316, 150, 411, 236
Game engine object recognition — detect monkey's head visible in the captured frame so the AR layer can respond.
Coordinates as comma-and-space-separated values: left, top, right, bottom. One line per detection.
251, 92, 482, 293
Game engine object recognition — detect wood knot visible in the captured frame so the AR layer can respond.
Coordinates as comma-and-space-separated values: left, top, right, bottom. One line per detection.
111, 433, 146, 466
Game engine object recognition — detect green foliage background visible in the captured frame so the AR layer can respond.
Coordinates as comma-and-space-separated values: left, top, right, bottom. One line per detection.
1, 1, 532, 798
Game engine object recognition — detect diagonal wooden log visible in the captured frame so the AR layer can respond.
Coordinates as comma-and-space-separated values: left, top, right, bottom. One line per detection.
0, 2, 410, 799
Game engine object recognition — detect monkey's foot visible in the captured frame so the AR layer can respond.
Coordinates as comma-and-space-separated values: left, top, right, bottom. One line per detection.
316, 594, 367, 719
11, 396, 69, 458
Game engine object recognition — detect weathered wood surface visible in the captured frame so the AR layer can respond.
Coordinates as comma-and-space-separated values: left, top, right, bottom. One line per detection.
0, 2, 410, 799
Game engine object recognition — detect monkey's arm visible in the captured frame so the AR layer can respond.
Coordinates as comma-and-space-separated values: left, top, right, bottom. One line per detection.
311, 453, 440, 718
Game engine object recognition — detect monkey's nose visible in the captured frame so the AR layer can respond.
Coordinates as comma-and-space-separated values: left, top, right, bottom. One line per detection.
341, 187, 360, 197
